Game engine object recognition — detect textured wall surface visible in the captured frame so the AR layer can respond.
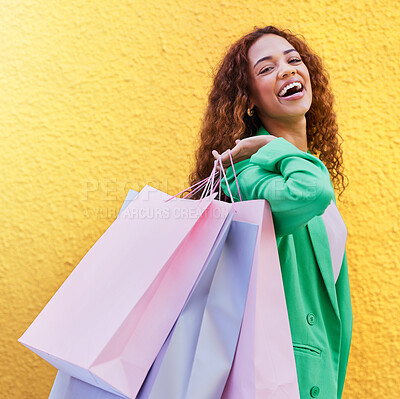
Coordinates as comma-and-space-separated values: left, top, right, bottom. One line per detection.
1, 0, 399, 397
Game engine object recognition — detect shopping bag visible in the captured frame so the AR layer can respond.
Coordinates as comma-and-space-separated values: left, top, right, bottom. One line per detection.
47, 190, 257, 399
221, 200, 300, 399
48, 219, 257, 399
19, 185, 234, 399
137, 219, 257, 399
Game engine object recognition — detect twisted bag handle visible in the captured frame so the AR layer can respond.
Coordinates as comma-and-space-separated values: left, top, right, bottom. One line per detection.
166, 150, 242, 210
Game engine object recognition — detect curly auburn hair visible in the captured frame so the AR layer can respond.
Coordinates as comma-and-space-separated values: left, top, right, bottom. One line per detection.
188, 25, 348, 200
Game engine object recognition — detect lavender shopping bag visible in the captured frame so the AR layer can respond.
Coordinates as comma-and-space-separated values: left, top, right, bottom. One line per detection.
49, 372, 122, 399
19, 185, 234, 399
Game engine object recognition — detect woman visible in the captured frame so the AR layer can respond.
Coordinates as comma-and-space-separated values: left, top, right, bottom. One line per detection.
189, 26, 352, 399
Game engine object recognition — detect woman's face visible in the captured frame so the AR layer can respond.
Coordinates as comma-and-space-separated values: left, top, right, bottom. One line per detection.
247, 34, 312, 121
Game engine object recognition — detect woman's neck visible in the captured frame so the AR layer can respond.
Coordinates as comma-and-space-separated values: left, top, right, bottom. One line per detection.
261, 116, 308, 152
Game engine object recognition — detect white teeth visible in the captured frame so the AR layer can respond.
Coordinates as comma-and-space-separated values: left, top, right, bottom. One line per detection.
278, 82, 303, 97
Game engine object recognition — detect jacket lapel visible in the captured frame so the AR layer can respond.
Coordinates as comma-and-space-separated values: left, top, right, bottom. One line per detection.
307, 216, 340, 319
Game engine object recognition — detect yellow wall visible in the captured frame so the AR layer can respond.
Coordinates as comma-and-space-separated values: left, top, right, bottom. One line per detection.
1, 0, 399, 397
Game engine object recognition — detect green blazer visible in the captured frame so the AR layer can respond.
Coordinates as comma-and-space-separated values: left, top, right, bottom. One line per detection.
221, 126, 352, 399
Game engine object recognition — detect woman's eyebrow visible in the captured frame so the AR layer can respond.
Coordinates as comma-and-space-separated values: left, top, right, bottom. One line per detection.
253, 48, 298, 69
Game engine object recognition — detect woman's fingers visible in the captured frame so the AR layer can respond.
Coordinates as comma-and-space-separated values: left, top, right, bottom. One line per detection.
213, 136, 278, 172
213, 152, 230, 171
212, 140, 243, 170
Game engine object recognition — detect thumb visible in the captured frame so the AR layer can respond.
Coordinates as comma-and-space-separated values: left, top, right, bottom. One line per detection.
235, 139, 241, 144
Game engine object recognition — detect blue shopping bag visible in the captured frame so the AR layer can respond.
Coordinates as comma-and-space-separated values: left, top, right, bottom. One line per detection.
49, 372, 124, 399
118, 189, 139, 215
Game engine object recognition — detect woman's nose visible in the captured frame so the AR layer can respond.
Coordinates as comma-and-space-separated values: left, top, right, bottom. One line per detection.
279, 68, 296, 79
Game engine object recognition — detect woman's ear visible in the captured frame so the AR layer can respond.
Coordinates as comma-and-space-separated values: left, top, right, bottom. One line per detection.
247, 100, 255, 116
247, 96, 255, 110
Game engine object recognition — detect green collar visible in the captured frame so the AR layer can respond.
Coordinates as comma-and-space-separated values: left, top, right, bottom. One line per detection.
255, 125, 270, 136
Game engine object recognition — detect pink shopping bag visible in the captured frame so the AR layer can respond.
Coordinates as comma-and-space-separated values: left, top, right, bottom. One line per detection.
221, 200, 300, 399
19, 185, 233, 399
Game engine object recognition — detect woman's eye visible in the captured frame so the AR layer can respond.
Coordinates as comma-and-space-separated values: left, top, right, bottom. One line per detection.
259, 66, 273, 74
289, 57, 302, 63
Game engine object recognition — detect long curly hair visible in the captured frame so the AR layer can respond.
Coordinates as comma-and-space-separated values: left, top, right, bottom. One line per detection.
188, 25, 348, 200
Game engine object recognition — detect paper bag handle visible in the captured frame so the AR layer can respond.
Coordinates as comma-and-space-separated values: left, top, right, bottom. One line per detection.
166, 150, 242, 207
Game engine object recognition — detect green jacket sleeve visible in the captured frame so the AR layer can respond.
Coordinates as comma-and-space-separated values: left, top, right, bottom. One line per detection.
221, 137, 335, 237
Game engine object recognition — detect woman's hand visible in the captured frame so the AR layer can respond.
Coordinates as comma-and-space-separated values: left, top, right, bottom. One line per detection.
212, 135, 277, 170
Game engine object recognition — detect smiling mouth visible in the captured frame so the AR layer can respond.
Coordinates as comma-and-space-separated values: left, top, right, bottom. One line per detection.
280, 88, 304, 99
278, 82, 304, 98
277, 86, 305, 102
